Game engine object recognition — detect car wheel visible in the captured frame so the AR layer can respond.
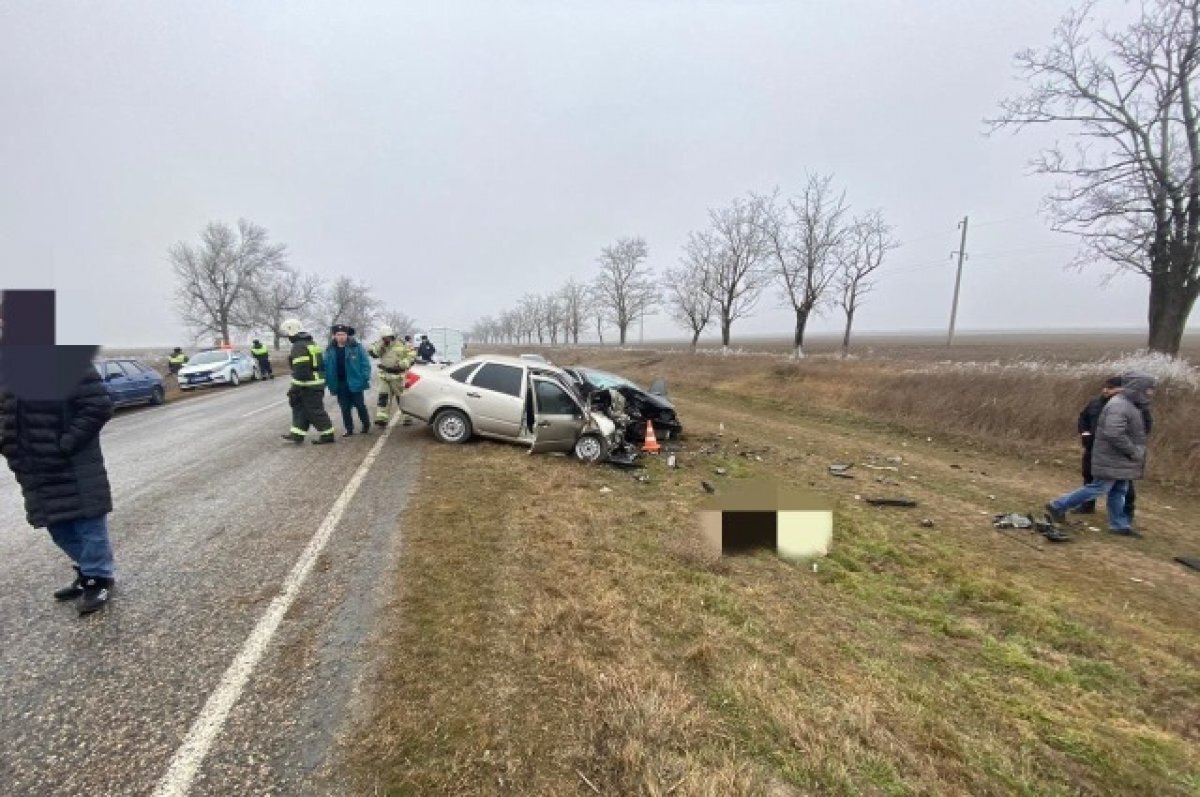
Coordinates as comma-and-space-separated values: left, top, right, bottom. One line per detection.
229, 369, 240, 387
150, 386, 165, 406
574, 433, 606, 463
432, 409, 472, 444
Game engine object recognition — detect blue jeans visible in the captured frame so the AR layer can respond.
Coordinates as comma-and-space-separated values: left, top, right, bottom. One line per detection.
1049, 480, 1130, 530
46, 515, 116, 579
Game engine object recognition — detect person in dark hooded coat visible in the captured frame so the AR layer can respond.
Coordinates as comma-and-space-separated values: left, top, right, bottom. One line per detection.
1046, 372, 1156, 536
0, 364, 118, 614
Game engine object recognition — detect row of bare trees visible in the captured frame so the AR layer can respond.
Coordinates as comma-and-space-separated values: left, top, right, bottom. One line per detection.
169, 219, 415, 349
473, 175, 897, 356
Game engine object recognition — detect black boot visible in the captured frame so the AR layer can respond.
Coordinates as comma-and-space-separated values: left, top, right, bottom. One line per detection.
281, 432, 304, 444
312, 434, 336, 445
342, 429, 355, 437
54, 566, 83, 601
78, 576, 114, 615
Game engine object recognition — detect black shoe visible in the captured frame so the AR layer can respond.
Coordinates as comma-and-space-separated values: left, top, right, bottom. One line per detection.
312, 436, 336, 445
360, 425, 371, 434
342, 429, 354, 437
78, 576, 114, 615
1044, 503, 1067, 524
374, 419, 388, 427
1071, 505, 1096, 514
1110, 527, 1143, 538
281, 433, 304, 444
54, 566, 83, 601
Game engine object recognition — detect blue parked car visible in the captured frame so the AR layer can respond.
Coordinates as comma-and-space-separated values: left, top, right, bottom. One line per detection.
94, 358, 166, 408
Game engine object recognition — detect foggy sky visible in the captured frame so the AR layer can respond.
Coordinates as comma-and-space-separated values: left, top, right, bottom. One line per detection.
3, 0, 1191, 348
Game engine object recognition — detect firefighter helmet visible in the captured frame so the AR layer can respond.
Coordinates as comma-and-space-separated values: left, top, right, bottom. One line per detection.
280, 318, 304, 337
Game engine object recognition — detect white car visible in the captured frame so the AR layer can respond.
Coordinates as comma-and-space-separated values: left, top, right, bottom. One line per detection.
177, 349, 259, 390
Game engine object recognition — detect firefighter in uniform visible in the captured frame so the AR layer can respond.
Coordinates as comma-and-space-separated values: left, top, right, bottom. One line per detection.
279, 318, 336, 445
250, 339, 274, 379
367, 325, 417, 426
167, 348, 188, 377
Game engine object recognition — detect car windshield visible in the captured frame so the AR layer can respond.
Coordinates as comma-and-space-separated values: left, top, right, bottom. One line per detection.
580, 369, 638, 390
189, 351, 229, 365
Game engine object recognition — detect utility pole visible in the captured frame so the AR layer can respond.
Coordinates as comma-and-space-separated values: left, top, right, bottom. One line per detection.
947, 216, 968, 347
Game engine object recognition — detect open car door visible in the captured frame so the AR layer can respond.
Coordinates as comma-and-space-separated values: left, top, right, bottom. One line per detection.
528, 374, 587, 455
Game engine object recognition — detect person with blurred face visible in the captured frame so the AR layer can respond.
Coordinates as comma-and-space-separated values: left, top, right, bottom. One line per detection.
1074, 376, 1124, 514
1046, 373, 1157, 537
325, 324, 372, 436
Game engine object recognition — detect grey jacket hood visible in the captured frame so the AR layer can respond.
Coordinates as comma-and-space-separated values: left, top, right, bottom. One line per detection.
1120, 372, 1156, 407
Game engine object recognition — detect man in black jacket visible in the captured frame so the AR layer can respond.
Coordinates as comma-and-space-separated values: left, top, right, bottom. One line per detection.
0, 364, 118, 615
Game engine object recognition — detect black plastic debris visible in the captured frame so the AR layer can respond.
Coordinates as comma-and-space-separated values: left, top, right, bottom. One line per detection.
828, 463, 854, 479
866, 497, 918, 507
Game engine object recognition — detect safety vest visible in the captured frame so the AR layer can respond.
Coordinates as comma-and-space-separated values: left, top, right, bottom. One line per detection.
250, 345, 269, 358
168, 354, 187, 366
291, 343, 326, 387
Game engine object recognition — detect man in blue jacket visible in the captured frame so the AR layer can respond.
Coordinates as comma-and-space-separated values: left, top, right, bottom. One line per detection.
325, 324, 373, 436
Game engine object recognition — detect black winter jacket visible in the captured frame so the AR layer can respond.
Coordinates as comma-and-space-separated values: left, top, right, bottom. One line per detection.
0, 366, 114, 528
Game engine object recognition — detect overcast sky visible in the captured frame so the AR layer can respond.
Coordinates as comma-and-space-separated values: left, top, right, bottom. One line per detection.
3, 0, 1193, 347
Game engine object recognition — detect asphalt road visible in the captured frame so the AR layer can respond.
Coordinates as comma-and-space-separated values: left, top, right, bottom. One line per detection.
0, 378, 424, 796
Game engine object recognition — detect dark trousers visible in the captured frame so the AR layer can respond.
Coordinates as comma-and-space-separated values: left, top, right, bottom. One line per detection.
1081, 443, 1137, 515
290, 386, 334, 437
336, 387, 370, 431
255, 355, 273, 378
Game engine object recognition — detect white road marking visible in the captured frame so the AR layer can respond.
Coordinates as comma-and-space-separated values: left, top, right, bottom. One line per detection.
150, 416, 398, 797
240, 400, 284, 419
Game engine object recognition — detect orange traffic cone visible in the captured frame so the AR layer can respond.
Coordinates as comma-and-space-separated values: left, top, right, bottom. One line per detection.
642, 420, 661, 454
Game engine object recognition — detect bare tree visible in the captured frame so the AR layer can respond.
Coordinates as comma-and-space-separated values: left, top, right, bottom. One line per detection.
243, 266, 323, 350
323, 276, 384, 339
664, 252, 716, 351
761, 176, 852, 359
542, 293, 563, 345
594, 236, 659, 345
380, 309, 418, 339
170, 219, 286, 345
990, 0, 1200, 355
837, 210, 898, 356
558, 279, 588, 345
697, 195, 772, 349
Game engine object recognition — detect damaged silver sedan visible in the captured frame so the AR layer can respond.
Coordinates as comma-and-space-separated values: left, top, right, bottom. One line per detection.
398, 354, 640, 465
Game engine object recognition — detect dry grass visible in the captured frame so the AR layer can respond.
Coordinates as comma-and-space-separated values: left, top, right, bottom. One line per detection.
347, 347, 1200, 796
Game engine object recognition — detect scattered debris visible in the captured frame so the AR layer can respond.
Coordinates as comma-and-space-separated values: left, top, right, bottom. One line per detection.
599, 487, 613, 494
866, 497, 919, 508
950, 464, 963, 470
701, 480, 716, 494
1175, 556, 1200, 572
1087, 526, 1101, 533
885, 456, 904, 464
920, 518, 935, 528
718, 423, 725, 436
988, 494, 997, 500
667, 453, 678, 469
1129, 577, 1152, 585
631, 471, 650, 483
828, 463, 854, 478
714, 467, 728, 476
993, 514, 1034, 529
862, 464, 899, 472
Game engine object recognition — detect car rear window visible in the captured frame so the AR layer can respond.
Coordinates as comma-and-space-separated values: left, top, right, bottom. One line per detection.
450, 363, 480, 383
471, 363, 523, 397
